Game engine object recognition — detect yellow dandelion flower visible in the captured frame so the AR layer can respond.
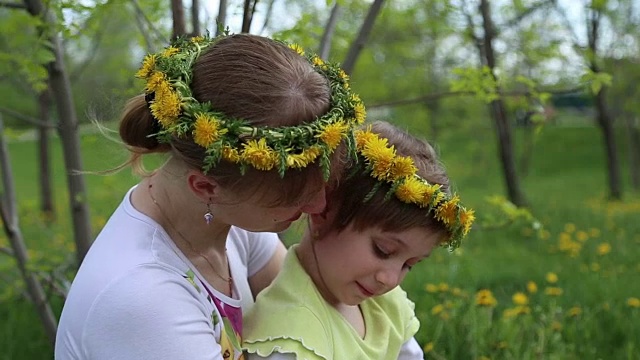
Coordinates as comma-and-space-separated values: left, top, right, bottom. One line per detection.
545, 272, 558, 284
568, 306, 582, 317
149, 88, 181, 128
162, 46, 180, 57
191, 36, 205, 43
475, 289, 497, 307
424, 283, 438, 293
135, 54, 156, 79
431, 304, 444, 315
512, 292, 528, 306
241, 138, 278, 171
288, 43, 305, 56
544, 287, 563, 296
362, 136, 396, 180
423, 342, 434, 353
146, 71, 167, 92
422, 184, 442, 207
438, 283, 449, 292
350, 94, 365, 124
317, 120, 348, 150
597, 242, 611, 255
551, 321, 562, 331
627, 297, 640, 308
390, 156, 417, 180
355, 130, 376, 150
576, 230, 589, 242
192, 113, 227, 148
312, 56, 325, 68
526, 281, 538, 294
435, 195, 460, 225
459, 208, 475, 235
338, 69, 349, 83
395, 177, 427, 204
286, 146, 321, 168
221, 146, 240, 163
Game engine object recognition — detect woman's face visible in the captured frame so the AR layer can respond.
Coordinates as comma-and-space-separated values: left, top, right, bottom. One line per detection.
213, 185, 327, 233
311, 223, 441, 306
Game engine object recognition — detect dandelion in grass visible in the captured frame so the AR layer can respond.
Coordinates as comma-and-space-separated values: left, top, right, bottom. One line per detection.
545, 272, 558, 284
568, 306, 582, 317
544, 287, 563, 296
564, 223, 576, 233
475, 289, 497, 307
627, 297, 640, 308
597, 242, 611, 255
527, 281, 538, 294
438, 283, 449, 292
423, 342, 434, 353
431, 304, 444, 315
451, 287, 463, 297
589, 227, 601, 237
538, 229, 551, 240
551, 321, 562, 332
576, 230, 589, 242
512, 292, 528, 306
424, 284, 438, 293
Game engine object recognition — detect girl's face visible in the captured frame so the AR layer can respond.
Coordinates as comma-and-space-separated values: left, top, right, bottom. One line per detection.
311, 223, 441, 306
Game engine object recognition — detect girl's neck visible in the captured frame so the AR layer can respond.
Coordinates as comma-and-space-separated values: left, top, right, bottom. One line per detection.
296, 234, 340, 306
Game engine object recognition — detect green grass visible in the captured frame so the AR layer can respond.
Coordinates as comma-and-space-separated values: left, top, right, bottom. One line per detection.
1, 119, 639, 359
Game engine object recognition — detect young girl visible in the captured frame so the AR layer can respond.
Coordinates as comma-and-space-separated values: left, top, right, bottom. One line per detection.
55, 34, 364, 360
242, 121, 474, 359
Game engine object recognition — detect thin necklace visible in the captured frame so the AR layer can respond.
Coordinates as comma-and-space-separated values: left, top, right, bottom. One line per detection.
148, 183, 233, 296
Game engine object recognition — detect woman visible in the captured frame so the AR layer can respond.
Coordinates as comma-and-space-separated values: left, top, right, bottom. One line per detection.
55, 33, 365, 360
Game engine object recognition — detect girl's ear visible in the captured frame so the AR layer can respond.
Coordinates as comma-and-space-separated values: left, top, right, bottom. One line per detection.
186, 170, 219, 203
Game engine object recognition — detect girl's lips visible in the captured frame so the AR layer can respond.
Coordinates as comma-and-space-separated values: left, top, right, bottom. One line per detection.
357, 282, 374, 297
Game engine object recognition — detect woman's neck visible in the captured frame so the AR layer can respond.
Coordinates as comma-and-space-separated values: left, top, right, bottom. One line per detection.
132, 167, 231, 254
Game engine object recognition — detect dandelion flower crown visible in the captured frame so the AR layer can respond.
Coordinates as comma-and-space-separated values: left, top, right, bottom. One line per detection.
353, 129, 475, 249
135, 32, 365, 179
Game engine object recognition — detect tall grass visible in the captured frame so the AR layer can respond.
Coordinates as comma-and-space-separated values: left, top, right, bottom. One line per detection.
0, 120, 638, 359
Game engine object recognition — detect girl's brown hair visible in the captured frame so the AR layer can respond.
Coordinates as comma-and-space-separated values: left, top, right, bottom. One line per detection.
327, 121, 451, 241
119, 34, 339, 206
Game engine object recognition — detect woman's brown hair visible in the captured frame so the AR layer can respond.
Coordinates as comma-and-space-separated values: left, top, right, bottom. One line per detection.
119, 34, 340, 206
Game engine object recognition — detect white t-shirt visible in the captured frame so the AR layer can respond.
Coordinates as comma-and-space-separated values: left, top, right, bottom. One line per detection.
55, 186, 280, 360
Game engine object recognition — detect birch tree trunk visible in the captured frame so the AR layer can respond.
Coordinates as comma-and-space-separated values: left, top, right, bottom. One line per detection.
0, 114, 58, 346
318, 4, 342, 60
342, 0, 385, 75
23, 0, 93, 264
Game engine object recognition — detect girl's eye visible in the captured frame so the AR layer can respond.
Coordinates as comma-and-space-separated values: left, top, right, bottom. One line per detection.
403, 263, 413, 271
373, 243, 390, 259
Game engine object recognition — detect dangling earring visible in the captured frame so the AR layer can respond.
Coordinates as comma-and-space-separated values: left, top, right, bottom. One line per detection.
204, 202, 214, 225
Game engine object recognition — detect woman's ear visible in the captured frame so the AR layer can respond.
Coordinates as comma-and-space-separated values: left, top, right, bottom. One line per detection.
186, 170, 219, 203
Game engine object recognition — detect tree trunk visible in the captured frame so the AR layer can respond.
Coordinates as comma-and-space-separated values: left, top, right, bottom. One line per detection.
0, 115, 58, 346
587, 5, 622, 200
171, 0, 186, 38
593, 86, 622, 199
37, 87, 54, 219
318, 3, 342, 60
627, 116, 640, 190
215, 0, 227, 36
23, 0, 93, 264
191, 0, 200, 36
480, 0, 527, 206
342, 0, 385, 75
241, 0, 258, 33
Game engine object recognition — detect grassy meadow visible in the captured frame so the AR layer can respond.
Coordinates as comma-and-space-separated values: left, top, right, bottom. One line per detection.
0, 116, 639, 359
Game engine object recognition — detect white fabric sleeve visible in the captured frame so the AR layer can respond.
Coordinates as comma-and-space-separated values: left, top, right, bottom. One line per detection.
246, 352, 296, 360
397, 337, 424, 360
82, 265, 224, 360
233, 229, 280, 277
